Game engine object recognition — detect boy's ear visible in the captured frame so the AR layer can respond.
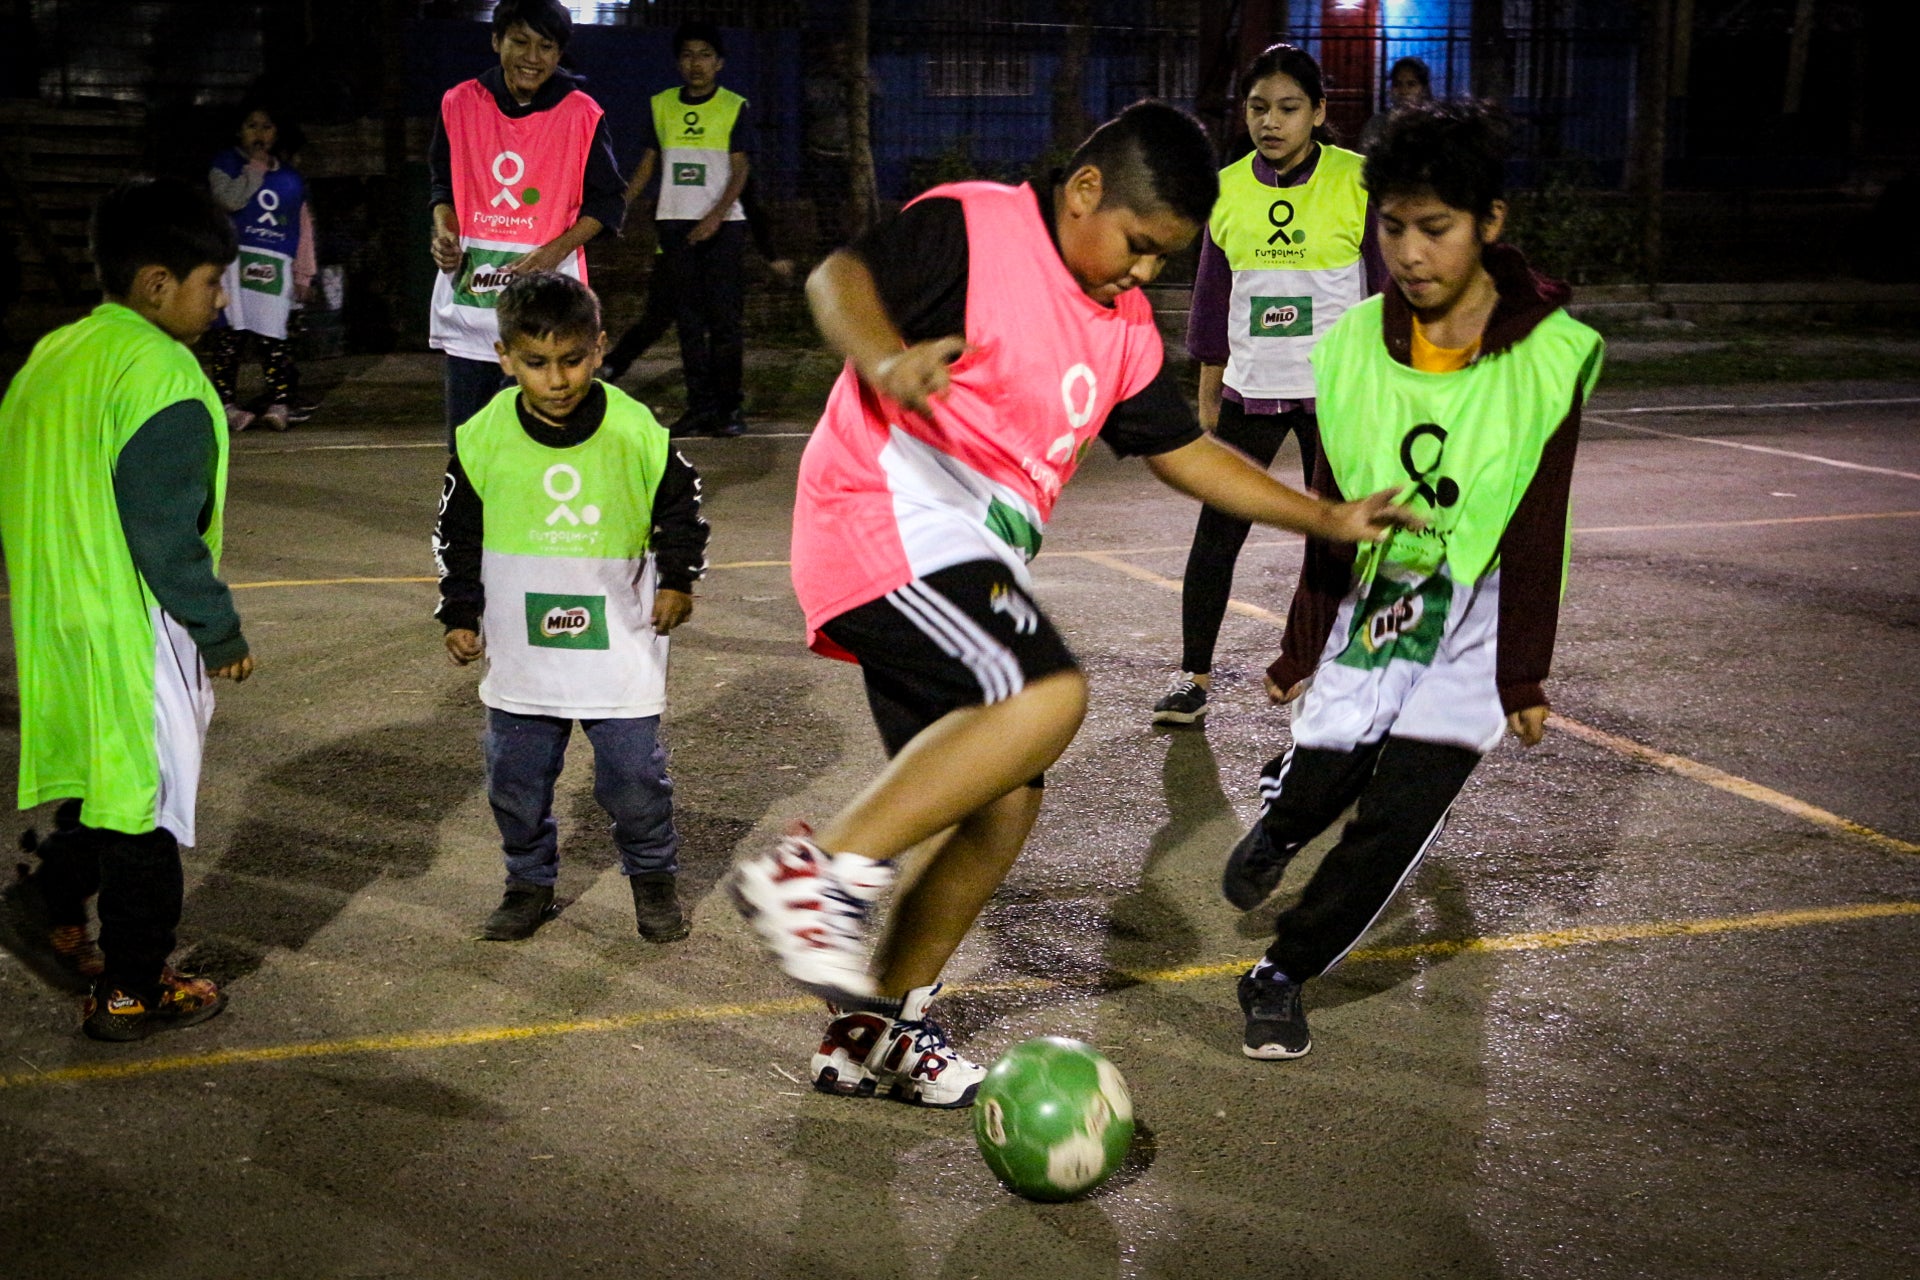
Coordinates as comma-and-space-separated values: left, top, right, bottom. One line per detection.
1061, 164, 1105, 218
1479, 200, 1509, 245
130, 263, 176, 304
494, 339, 513, 374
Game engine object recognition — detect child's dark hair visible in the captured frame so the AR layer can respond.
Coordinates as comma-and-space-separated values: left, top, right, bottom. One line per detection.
1239, 44, 1337, 148
235, 97, 305, 161
492, 0, 571, 48
674, 21, 725, 58
1388, 57, 1432, 94
91, 177, 236, 297
1068, 100, 1218, 227
498, 272, 602, 347
1362, 100, 1511, 220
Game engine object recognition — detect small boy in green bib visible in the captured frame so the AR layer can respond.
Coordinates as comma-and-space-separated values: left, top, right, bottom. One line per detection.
1223, 101, 1604, 1061
434, 272, 708, 943
0, 178, 252, 1041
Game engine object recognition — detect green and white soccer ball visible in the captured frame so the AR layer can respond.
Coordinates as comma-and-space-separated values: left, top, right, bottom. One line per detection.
973, 1036, 1134, 1201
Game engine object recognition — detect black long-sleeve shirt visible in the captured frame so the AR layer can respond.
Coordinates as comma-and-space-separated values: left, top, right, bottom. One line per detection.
433, 383, 707, 634
113, 400, 248, 667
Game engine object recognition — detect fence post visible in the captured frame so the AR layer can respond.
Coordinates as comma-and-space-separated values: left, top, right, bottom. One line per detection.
1628, 0, 1672, 281
845, 0, 879, 236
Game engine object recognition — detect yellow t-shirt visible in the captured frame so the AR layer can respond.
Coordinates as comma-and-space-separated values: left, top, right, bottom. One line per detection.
1410, 315, 1481, 372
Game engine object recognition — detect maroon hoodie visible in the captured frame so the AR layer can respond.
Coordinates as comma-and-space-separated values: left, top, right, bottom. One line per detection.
1268, 242, 1586, 717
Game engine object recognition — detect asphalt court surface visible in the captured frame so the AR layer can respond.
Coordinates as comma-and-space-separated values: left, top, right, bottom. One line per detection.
2, 369, 1917, 1278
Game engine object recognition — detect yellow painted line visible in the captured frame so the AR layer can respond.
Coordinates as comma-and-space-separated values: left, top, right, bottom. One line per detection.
1080, 549, 1920, 856
3, 899, 1912, 1091
1577, 510, 1920, 535
1548, 715, 1920, 854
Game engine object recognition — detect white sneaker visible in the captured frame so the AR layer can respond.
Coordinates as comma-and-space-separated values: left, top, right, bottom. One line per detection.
810, 984, 985, 1109
728, 829, 893, 1006
258, 403, 291, 432
224, 404, 255, 432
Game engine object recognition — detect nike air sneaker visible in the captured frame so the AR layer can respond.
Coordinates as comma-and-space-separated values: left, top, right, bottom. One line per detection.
729, 827, 893, 1006
82, 967, 227, 1042
810, 983, 985, 1108
1238, 964, 1311, 1060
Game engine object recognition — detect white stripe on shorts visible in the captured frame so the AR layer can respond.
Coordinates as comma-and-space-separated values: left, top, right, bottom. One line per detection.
886, 578, 1024, 704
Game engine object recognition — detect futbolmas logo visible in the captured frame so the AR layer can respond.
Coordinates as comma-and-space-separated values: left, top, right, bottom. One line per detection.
489, 150, 541, 209
1266, 199, 1305, 246
542, 605, 592, 637
681, 111, 705, 139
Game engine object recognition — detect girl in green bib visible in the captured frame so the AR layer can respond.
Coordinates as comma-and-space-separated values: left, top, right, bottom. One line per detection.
1222, 101, 1604, 1062
1153, 44, 1384, 726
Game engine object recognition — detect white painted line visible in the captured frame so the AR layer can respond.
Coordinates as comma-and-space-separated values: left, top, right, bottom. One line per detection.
241, 433, 814, 454
1589, 416, 1920, 482
1604, 395, 1920, 416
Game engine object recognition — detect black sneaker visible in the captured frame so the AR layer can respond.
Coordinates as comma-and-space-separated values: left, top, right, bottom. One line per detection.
666, 410, 713, 438
708, 410, 748, 438
1238, 966, 1310, 1060
1222, 819, 1292, 911
480, 882, 556, 941
629, 872, 690, 943
0, 864, 94, 994
1151, 674, 1209, 725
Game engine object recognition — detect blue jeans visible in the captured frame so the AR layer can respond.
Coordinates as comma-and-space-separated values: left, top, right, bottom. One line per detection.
445, 354, 510, 447
483, 709, 680, 887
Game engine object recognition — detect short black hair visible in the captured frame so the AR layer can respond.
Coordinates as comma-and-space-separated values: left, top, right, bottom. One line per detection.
91, 177, 236, 297
1363, 100, 1511, 220
674, 21, 725, 59
1388, 57, 1432, 91
497, 271, 602, 348
1067, 100, 1218, 228
492, 0, 571, 49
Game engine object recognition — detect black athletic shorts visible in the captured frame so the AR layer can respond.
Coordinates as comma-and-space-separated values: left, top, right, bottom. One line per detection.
819, 560, 1079, 784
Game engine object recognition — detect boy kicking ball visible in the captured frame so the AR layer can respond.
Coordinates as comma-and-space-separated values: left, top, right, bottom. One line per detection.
730, 102, 1417, 1107
1224, 101, 1604, 1061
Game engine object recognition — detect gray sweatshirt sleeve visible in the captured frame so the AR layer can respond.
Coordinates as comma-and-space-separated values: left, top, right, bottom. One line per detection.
209, 161, 265, 213
113, 400, 248, 668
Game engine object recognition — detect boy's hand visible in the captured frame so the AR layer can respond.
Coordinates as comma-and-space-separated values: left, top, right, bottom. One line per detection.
1507, 706, 1548, 747
652, 589, 693, 635
871, 337, 970, 415
506, 243, 566, 276
210, 654, 255, 683
1320, 488, 1426, 544
689, 212, 725, 245
431, 229, 462, 273
1264, 674, 1307, 704
445, 628, 484, 665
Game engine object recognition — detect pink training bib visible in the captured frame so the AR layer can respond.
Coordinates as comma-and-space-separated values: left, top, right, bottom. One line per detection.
791, 181, 1165, 654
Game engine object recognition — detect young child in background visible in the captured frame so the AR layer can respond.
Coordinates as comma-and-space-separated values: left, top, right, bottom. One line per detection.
434, 273, 708, 944
0, 178, 253, 1041
1153, 43, 1384, 726
206, 101, 315, 431
1224, 100, 1603, 1061
729, 101, 1416, 1107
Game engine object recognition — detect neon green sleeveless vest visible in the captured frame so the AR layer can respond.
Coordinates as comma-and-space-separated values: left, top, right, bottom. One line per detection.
1212, 145, 1369, 399
0, 303, 227, 829
652, 86, 746, 223
1309, 294, 1604, 586
456, 383, 675, 716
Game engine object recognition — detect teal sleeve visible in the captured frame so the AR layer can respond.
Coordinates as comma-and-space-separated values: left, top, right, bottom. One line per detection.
112, 400, 249, 668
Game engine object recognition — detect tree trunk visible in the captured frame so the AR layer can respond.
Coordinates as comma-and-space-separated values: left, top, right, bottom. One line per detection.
1782, 0, 1815, 115
1628, 0, 1673, 280
1051, 0, 1094, 156
844, 0, 879, 235
1470, 0, 1513, 101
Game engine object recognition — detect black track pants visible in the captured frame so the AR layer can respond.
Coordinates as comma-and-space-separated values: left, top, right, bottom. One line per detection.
28, 806, 183, 1003
1179, 401, 1319, 675
1254, 736, 1480, 980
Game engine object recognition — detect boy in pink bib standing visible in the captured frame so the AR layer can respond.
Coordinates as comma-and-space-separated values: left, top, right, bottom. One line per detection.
731, 102, 1418, 1106
428, 0, 625, 445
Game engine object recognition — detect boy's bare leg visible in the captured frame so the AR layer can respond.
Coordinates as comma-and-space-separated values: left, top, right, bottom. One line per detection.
872, 784, 1043, 997
818, 668, 1087, 859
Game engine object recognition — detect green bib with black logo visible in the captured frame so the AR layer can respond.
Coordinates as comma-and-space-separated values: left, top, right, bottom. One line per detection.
1308, 294, 1604, 587
652, 86, 746, 223
1211, 145, 1369, 399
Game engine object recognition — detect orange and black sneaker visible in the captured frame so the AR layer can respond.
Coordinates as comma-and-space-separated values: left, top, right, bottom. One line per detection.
0, 866, 97, 994
82, 967, 227, 1042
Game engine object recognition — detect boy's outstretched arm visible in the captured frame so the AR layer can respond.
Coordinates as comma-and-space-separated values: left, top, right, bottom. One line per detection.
807, 249, 966, 415
1145, 434, 1419, 544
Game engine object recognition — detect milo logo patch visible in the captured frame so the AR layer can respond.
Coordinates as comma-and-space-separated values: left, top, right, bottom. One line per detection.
237, 250, 283, 295
453, 247, 527, 309
672, 161, 706, 186
525, 593, 610, 650
1250, 295, 1312, 338
1335, 571, 1452, 673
